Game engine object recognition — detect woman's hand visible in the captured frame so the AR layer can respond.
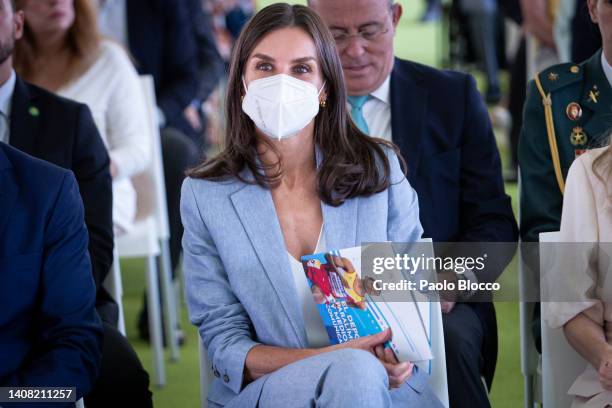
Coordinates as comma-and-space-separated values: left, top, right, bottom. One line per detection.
599, 351, 612, 391
329, 329, 414, 388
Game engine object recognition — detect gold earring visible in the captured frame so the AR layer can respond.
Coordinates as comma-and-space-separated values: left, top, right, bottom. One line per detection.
320, 99, 327, 108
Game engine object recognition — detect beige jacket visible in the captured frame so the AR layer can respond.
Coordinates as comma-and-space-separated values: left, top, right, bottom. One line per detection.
545, 147, 612, 407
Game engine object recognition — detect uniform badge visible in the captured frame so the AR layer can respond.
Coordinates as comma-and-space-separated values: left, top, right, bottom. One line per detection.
588, 85, 600, 104
575, 149, 587, 158
570, 127, 588, 146
548, 72, 559, 82
565, 102, 582, 121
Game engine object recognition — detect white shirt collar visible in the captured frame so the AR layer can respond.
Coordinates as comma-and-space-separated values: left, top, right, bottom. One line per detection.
0, 70, 16, 118
369, 75, 391, 105
602, 51, 612, 89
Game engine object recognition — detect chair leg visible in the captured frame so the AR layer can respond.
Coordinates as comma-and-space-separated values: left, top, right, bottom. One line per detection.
112, 248, 126, 336
159, 239, 180, 361
524, 374, 534, 408
146, 255, 166, 387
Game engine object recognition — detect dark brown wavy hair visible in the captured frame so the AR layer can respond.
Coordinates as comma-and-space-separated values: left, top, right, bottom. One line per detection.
188, 3, 404, 206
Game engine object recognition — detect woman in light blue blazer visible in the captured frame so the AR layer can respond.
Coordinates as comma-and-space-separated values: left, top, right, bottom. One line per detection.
181, 4, 443, 408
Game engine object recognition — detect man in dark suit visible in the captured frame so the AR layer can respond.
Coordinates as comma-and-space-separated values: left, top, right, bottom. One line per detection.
0, 142, 103, 402
4, 2, 152, 406
310, 1, 518, 407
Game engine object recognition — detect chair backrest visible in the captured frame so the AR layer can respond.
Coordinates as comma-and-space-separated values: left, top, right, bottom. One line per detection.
137, 75, 170, 241
539, 231, 587, 408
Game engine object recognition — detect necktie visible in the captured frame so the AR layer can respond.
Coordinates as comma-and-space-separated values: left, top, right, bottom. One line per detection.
0, 111, 8, 145
347, 95, 370, 135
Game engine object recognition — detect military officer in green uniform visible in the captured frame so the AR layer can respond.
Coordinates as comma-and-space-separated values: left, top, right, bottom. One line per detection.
518, 0, 611, 352
519, 38, 611, 244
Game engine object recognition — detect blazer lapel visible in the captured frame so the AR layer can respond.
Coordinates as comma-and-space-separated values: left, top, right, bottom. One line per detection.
230, 181, 308, 347
315, 146, 360, 250
390, 59, 428, 181
321, 198, 359, 250
581, 51, 612, 145
0, 147, 17, 241
9, 77, 40, 153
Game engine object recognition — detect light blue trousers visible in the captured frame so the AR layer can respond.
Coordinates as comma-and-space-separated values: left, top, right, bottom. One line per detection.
217, 349, 444, 408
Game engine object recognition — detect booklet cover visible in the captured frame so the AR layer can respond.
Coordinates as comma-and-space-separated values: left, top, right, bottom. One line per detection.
301, 246, 433, 365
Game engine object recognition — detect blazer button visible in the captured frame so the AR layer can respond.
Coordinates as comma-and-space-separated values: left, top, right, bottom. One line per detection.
223, 374, 230, 383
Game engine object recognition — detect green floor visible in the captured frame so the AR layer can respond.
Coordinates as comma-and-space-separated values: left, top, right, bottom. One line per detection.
123, 1, 524, 406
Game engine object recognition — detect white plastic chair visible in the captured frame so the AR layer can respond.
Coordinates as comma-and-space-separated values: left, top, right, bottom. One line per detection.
102, 247, 127, 335
539, 231, 586, 408
519, 244, 541, 408
114, 75, 180, 387
517, 173, 543, 408
197, 238, 449, 407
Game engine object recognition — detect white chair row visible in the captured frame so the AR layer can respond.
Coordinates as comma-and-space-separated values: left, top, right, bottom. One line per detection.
520, 230, 587, 408
104, 75, 181, 388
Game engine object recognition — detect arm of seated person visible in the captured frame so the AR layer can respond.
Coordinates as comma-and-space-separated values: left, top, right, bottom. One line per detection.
564, 312, 612, 390
244, 329, 413, 388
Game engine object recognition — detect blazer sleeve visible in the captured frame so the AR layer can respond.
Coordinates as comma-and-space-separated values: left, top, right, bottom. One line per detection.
386, 149, 424, 242
4, 172, 103, 398
544, 157, 601, 329
518, 79, 564, 243
181, 179, 259, 395
158, 0, 199, 126
72, 104, 114, 292
458, 75, 518, 243
456, 75, 518, 283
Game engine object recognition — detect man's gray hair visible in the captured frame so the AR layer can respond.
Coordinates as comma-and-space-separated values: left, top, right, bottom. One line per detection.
308, 0, 396, 10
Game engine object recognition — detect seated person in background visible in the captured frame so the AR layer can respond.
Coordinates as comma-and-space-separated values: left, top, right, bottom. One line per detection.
545, 135, 612, 407
0, 141, 102, 402
518, 0, 611, 351
519, 0, 611, 244
185, 0, 225, 150
96, 0, 203, 338
9, 1, 152, 406
15, 0, 150, 235
181, 4, 443, 407
309, 1, 519, 406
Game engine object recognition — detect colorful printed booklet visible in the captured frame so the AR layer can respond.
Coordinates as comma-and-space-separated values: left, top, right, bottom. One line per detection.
300, 246, 433, 367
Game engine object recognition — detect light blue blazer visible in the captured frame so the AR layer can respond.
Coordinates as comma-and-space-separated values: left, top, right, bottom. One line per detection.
181, 148, 424, 407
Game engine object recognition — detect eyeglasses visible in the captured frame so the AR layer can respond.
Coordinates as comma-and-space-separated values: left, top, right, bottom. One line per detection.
331, 25, 391, 48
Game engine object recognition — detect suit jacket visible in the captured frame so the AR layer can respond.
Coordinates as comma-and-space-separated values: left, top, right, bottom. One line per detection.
182, 149, 430, 407
390, 58, 519, 387
0, 142, 103, 401
126, 0, 199, 137
8, 77, 115, 324
519, 50, 611, 244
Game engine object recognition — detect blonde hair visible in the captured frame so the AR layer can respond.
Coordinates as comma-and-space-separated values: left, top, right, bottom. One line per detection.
13, 0, 101, 87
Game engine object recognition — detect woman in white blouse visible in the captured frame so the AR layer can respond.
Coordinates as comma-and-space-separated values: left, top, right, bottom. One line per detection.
546, 138, 612, 407
14, 0, 149, 234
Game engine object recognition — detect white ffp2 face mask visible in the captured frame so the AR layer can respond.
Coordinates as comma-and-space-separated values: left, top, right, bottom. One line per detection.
242, 74, 325, 140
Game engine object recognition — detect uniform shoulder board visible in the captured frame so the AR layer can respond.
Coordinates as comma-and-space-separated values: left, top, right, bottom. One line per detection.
535, 62, 585, 94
